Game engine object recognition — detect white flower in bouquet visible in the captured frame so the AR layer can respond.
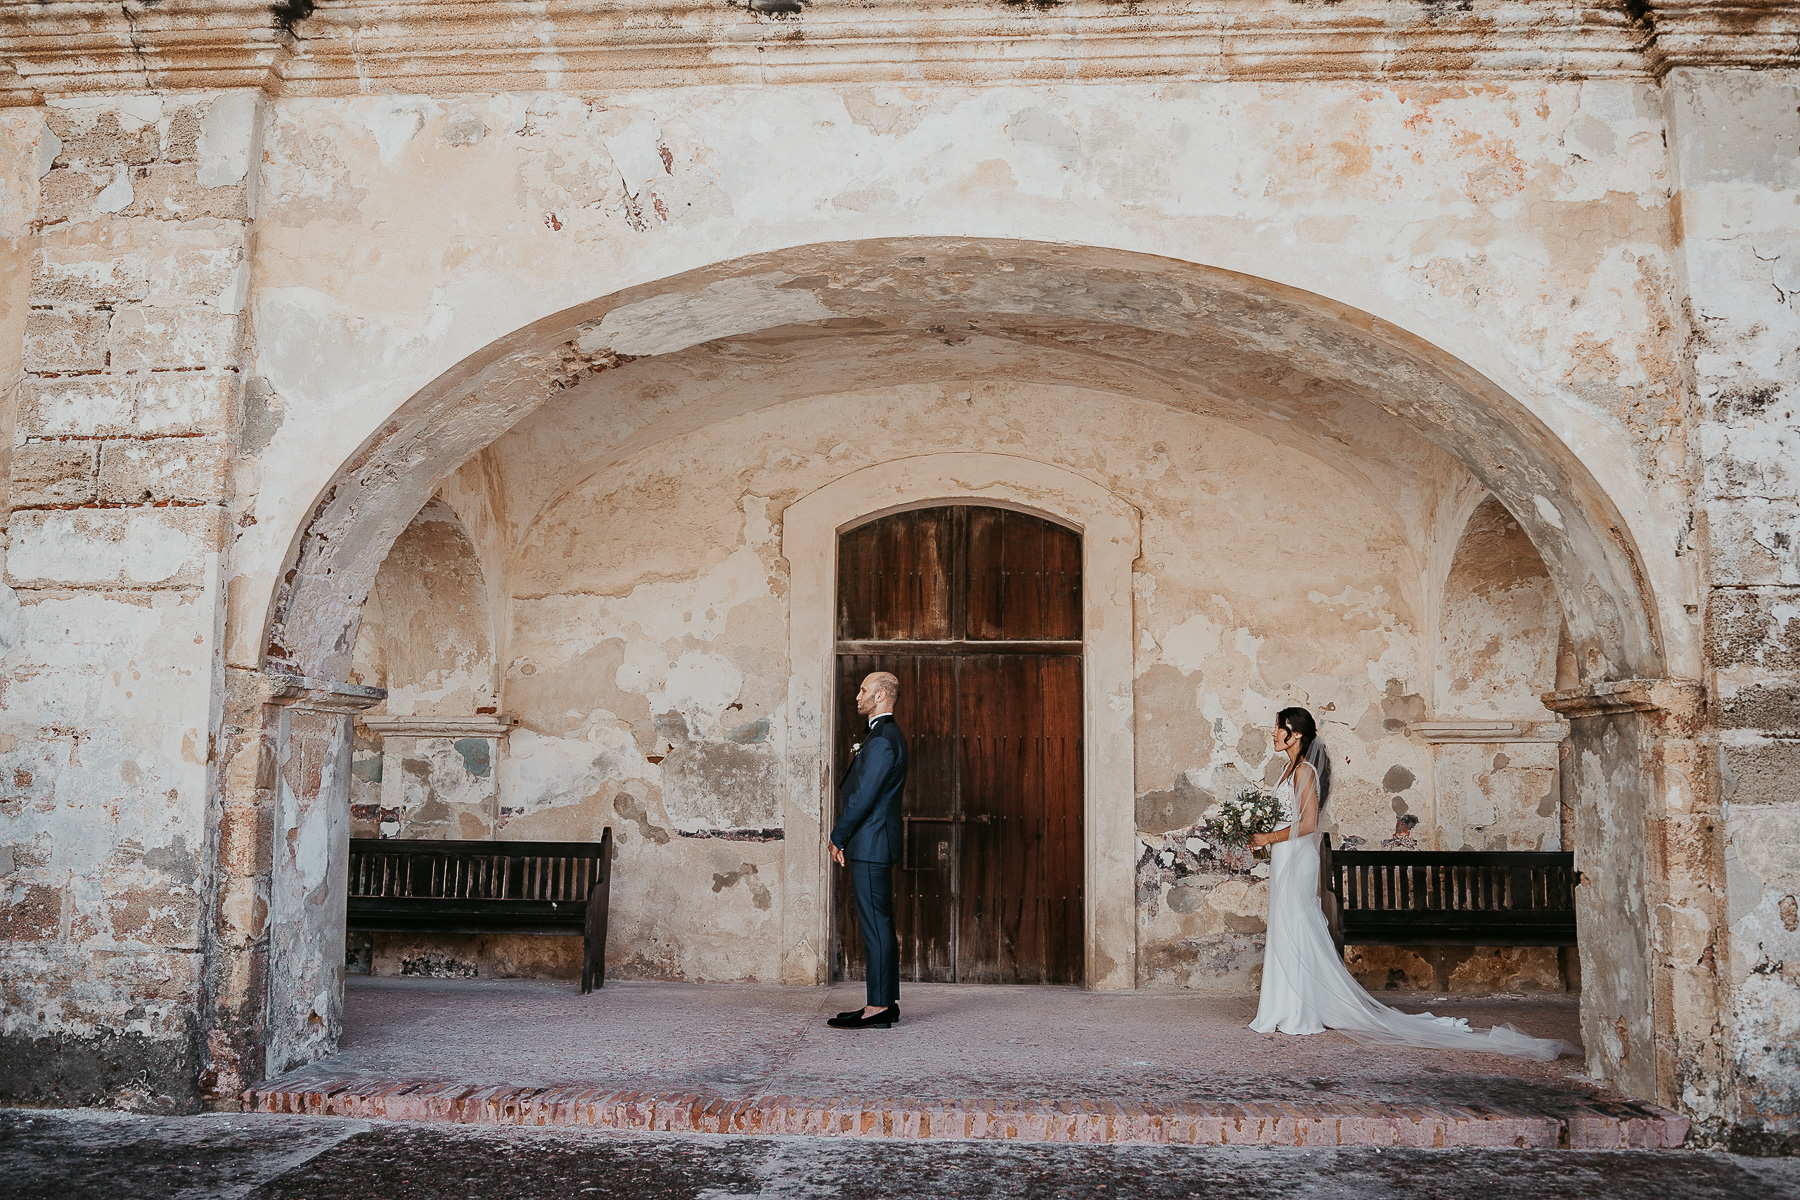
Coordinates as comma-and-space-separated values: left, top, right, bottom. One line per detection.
1200, 787, 1284, 855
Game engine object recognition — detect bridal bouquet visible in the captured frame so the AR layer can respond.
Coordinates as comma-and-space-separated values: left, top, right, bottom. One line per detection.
1201, 787, 1285, 869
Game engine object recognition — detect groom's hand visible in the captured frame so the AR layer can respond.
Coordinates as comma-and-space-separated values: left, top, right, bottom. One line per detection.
830, 843, 846, 866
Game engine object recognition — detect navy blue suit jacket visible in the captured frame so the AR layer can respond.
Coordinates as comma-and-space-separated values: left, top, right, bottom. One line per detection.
831, 715, 908, 864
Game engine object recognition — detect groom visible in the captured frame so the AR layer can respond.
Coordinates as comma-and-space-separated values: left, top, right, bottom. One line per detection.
828, 670, 908, 1029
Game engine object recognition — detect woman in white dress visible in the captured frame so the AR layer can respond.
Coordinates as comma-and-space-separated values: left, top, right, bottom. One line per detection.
1247, 706, 1574, 1061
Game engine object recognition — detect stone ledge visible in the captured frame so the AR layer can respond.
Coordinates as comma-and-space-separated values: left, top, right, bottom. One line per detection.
359, 714, 515, 738
264, 673, 387, 712
245, 1074, 1692, 1149
1406, 719, 1569, 744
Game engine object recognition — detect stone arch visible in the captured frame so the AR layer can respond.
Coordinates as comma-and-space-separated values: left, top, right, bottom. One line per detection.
241, 237, 1685, 1097
256, 239, 1667, 694
779, 454, 1141, 990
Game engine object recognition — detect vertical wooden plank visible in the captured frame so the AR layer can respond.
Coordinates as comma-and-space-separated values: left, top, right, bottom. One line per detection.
1042, 517, 1082, 640
968, 509, 1081, 641
837, 509, 954, 641
1044, 654, 1084, 984
966, 507, 1005, 640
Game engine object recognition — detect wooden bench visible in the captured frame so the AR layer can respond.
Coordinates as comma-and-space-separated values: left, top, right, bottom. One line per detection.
346, 831, 613, 993
1320, 838, 1578, 952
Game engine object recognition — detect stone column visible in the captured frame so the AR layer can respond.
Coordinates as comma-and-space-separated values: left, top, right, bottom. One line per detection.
1543, 681, 1717, 1117
1664, 67, 1800, 1152
260, 675, 384, 1080
200, 669, 385, 1098
0, 92, 258, 1112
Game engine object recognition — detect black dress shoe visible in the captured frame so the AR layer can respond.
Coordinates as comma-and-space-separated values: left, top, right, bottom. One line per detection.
828, 1004, 898, 1029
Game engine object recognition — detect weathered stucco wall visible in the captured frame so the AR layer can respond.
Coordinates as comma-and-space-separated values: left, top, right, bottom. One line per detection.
1, 92, 256, 1111
332, 377, 1569, 995
1666, 67, 1800, 1152
227, 79, 1695, 686
0, 31, 1790, 1147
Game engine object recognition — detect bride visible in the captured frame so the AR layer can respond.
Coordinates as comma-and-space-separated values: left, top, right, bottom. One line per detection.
1246, 706, 1574, 1061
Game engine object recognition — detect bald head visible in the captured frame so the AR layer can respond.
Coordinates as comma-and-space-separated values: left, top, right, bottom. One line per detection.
857, 671, 899, 717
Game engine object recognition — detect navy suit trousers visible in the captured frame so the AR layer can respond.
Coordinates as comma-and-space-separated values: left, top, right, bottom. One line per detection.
850, 859, 898, 1007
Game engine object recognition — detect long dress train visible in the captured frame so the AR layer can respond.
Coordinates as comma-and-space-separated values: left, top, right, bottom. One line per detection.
1249, 766, 1574, 1062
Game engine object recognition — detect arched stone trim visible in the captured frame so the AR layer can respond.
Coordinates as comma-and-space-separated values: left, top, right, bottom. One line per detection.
779, 453, 1142, 990
256, 240, 1672, 690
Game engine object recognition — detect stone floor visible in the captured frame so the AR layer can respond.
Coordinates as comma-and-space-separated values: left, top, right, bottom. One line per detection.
9, 1109, 1800, 1200
245, 978, 1687, 1148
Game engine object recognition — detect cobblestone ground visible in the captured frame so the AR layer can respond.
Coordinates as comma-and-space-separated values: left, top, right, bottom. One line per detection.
5, 1111, 1798, 1200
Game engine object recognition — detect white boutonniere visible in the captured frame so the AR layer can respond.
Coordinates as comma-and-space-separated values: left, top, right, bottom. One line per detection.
851, 741, 863, 756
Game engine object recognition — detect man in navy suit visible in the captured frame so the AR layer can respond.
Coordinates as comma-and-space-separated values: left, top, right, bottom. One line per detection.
828, 670, 908, 1029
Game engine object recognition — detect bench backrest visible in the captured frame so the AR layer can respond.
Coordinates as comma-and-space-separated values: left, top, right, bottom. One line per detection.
1328, 849, 1577, 917
348, 837, 610, 904
1320, 843, 1579, 948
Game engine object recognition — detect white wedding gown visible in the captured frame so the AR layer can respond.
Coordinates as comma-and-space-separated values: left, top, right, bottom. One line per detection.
1249, 763, 1575, 1061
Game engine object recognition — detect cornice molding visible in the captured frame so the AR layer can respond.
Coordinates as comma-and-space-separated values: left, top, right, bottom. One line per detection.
3, 1, 1797, 103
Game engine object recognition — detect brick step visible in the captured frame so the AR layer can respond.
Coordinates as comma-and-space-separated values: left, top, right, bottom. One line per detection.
246, 1075, 1689, 1149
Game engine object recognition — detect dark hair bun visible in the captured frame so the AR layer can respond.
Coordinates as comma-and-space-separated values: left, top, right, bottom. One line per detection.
1276, 706, 1317, 753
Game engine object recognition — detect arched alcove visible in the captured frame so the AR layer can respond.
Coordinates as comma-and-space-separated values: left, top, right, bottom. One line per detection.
345, 497, 501, 835
1343, 494, 1580, 996
241, 238, 1680, 1101
349, 498, 498, 720
1431, 495, 1568, 855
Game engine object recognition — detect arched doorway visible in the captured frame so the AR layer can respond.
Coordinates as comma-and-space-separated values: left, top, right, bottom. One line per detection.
832, 505, 1084, 985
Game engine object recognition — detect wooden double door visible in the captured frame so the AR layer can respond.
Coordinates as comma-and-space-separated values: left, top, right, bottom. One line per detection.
832, 505, 1084, 986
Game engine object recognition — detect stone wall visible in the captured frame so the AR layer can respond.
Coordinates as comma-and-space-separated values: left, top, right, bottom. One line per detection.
1, 93, 255, 1111
1667, 67, 1800, 1153
0, 7, 1793, 1145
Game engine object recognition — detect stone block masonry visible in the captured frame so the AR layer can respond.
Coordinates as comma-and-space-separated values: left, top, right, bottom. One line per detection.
1666, 68, 1800, 1154
0, 91, 256, 1113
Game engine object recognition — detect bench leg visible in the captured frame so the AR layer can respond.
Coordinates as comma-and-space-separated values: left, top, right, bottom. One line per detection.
582, 833, 612, 994
582, 904, 607, 994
